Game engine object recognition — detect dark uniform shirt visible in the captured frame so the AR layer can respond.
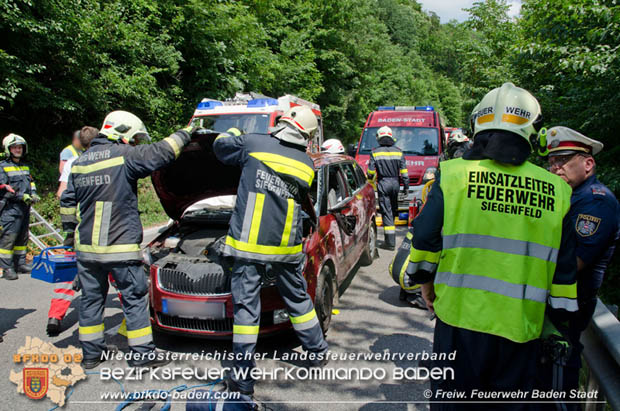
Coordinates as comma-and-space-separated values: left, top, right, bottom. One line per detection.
569, 174, 620, 290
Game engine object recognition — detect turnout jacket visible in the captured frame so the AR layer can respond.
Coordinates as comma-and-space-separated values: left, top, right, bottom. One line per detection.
0, 159, 37, 208
60, 132, 189, 263
367, 145, 409, 186
214, 132, 314, 263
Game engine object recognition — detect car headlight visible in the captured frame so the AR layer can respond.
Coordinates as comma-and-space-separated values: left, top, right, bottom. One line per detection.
422, 167, 437, 182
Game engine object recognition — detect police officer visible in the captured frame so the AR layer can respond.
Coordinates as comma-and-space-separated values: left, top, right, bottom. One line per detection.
0, 134, 40, 280
60, 111, 192, 369
214, 106, 328, 395
367, 126, 409, 250
545, 126, 619, 400
405, 83, 578, 409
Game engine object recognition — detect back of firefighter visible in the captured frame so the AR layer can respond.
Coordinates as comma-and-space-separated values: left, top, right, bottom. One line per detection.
60, 110, 191, 369
214, 106, 328, 395
47, 126, 98, 337
367, 126, 409, 250
406, 83, 578, 410
0, 134, 40, 280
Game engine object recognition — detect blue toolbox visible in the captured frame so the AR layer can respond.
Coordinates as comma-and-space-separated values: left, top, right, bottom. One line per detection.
31, 246, 77, 283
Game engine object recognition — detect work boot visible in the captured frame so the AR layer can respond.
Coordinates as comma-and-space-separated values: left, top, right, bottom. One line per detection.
81, 355, 106, 369
307, 352, 330, 369
17, 263, 32, 274
128, 349, 171, 369
3, 268, 18, 280
47, 318, 61, 337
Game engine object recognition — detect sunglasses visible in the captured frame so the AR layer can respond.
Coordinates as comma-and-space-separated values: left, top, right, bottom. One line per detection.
548, 153, 586, 168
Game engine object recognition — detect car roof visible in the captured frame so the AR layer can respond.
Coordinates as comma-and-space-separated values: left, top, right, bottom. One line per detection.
310, 152, 355, 168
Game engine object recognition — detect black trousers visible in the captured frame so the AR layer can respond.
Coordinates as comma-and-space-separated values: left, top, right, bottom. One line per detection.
377, 177, 399, 247
431, 318, 539, 411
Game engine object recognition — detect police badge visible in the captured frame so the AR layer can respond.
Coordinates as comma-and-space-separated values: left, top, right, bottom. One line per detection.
576, 214, 601, 237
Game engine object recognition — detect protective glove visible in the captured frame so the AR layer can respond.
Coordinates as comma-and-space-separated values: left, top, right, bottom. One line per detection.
63, 233, 75, 248
32, 194, 41, 203
22, 193, 32, 206
403, 187, 409, 197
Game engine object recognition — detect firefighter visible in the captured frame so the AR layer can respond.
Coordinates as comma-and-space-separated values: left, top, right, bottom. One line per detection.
213, 106, 329, 395
405, 83, 578, 409
60, 111, 192, 369
321, 138, 345, 154
0, 134, 40, 280
446, 130, 471, 159
542, 126, 619, 405
47, 126, 98, 337
59, 130, 83, 175
367, 126, 409, 250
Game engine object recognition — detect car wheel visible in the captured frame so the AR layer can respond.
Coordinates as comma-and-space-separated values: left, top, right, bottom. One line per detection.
315, 265, 334, 335
359, 221, 377, 266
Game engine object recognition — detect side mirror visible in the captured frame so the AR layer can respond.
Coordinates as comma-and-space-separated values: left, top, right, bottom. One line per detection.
347, 144, 357, 158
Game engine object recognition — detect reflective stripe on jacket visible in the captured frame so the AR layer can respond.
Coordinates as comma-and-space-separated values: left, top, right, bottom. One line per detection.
214, 132, 314, 263
367, 145, 409, 186
0, 160, 36, 201
60, 132, 188, 262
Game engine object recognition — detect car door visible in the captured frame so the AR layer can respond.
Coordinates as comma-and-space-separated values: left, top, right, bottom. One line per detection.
339, 161, 367, 260
325, 163, 358, 278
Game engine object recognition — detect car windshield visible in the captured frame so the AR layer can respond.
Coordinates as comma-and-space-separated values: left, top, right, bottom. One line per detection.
191, 114, 271, 134
359, 127, 439, 155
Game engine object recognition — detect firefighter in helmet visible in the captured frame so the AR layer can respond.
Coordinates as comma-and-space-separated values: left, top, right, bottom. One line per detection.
405, 83, 578, 407
367, 126, 409, 250
0, 134, 39, 280
60, 110, 192, 369
214, 106, 329, 395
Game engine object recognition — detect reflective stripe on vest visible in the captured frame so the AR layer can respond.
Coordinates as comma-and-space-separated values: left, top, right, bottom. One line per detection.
66, 144, 79, 158
435, 158, 573, 343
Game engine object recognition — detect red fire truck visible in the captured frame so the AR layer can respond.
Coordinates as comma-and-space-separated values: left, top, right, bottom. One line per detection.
352, 106, 446, 222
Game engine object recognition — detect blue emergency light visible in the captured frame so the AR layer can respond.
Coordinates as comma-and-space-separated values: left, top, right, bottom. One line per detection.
377, 106, 395, 111
196, 101, 223, 110
415, 106, 434, 111
247, 98, 278, 107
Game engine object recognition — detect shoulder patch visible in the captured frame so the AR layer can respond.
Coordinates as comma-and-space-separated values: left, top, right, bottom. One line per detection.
576, 214, 601, 237
592, 186, 607, 196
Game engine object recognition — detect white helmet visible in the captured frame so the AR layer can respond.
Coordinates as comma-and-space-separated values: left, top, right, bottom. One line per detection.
100, 110, 151, 145
470, 82, 542, 143
3, 133, 27, 157
280, 106, 319, 140
321, 139, 345, 154
449, 130, 469, 143
376, 126, 396, 144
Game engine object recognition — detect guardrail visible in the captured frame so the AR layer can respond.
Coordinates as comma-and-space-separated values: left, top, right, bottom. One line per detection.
581, 298, 620, 411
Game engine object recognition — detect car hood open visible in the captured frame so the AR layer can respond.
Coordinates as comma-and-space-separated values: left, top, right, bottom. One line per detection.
151, 130, 241, 220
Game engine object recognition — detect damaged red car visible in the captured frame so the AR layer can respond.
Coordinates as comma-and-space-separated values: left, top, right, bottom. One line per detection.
144, 131, 377, 338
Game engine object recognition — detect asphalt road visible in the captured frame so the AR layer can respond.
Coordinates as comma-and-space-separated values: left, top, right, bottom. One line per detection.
0, 226, 435, 410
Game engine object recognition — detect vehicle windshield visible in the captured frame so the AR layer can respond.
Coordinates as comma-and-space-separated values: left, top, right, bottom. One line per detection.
359, 127, 439, 155
191, 114, 271, 134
